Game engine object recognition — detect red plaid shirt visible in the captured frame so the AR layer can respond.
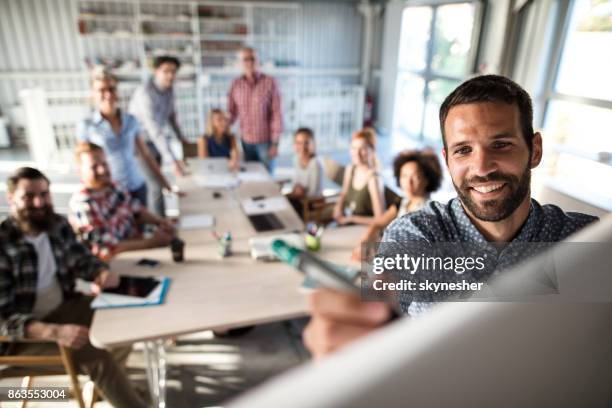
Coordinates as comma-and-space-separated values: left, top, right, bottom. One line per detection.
69, 183, 142, 260
228, 72, 283, 144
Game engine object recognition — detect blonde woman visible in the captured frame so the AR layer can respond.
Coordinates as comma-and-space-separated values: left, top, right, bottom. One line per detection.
333, 128, 384, 225
198, 108, 239, 170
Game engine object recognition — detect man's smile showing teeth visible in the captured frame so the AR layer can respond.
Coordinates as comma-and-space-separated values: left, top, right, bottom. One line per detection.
471, 183, 505, 194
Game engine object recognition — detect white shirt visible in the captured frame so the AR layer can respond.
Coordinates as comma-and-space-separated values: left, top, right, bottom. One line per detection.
24, 233, 63, 318
292, 156, 323, 197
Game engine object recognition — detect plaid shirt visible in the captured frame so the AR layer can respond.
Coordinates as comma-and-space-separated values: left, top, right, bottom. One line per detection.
0, 214, 106, 347
69, 183, 142, 260
228, 72, 283, 144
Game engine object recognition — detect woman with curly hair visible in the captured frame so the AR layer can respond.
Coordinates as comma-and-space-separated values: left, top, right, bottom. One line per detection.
351, 149, 442, 260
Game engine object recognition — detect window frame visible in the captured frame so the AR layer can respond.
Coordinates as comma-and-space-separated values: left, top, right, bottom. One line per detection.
541, 0, 612, 165
393, 0, 485, 144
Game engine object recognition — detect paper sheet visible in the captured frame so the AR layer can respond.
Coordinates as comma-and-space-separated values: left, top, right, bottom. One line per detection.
194, 174, 239, 189
241, 196, 288, 215
180, 214, 215, 230
237, 171, 270, 182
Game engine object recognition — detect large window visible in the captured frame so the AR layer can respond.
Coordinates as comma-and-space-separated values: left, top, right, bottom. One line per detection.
542, 0, 612, 205
392, 2, 482, 144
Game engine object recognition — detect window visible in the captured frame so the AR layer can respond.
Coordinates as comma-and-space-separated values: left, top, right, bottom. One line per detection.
392, 2, 482, 144
542, 0, 612, 206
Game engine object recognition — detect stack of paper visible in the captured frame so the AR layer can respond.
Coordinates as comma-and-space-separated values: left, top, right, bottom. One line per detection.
241, 196, 288, 215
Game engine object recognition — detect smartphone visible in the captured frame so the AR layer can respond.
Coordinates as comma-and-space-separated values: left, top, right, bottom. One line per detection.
136, 258, 160, 268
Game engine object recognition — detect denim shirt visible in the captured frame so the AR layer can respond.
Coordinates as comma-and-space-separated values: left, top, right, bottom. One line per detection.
77, 110, 145, 191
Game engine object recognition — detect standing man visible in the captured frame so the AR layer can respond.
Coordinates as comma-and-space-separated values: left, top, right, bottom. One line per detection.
228, 47, 283, 172
129, 55, 189, 217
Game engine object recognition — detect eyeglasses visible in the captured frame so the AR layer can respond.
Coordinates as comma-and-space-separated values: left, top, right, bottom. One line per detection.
242, 57, 255, 62
94, 86, 117, 94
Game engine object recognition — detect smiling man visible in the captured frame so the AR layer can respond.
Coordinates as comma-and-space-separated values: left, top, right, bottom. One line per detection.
0, 167, 147, 408
303, 75, 599, 358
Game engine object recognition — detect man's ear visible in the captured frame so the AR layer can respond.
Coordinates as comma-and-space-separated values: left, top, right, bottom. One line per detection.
530, 132, 543, 168
6, 191, 14, 208
441, 147, 447, 163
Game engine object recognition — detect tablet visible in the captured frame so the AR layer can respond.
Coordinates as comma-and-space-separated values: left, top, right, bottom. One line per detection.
103, 276, 161, 298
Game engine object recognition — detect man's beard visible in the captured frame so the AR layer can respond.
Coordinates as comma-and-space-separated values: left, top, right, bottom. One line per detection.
17, 205, 55, 233
88, 177, 112, 190
454, 162, 531, 222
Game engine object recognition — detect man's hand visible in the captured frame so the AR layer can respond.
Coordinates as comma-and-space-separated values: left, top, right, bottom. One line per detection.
268, 144, 278, 159
91, 269, 120, 294
146, 228, 173, 248
304, 289, 391, 359
157, 218, 176, 234
350, 244, 363, 262
55, 324, 90, 350
173, 160, 190, 176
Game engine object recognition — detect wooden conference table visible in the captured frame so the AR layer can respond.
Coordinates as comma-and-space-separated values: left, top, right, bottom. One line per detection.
89, 158, 364, 407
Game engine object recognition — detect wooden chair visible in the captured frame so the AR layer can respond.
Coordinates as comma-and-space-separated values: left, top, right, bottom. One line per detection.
301, 194, 340, 224
181, 140, 199, 159
0, 336, 90, 408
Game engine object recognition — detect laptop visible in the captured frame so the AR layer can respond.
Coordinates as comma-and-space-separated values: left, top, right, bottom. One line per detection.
248, 213, 285, 232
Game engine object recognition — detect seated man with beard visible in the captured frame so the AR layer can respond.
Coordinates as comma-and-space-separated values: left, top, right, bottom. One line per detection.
69, 142, 176, 261
0, 167, 147, 408
304, 75, 599, 359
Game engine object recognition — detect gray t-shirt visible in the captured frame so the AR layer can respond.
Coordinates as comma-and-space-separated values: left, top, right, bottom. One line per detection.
24, 233, 63, 318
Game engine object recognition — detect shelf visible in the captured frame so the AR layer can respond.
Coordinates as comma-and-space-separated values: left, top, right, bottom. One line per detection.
142, 33, 194, 40
199, 17, 246, 23
252, 35, 298, 42
80, 33, 136, 39
78, 14, 135, 22
200, 34, 248, 41
139, 16, 192, 23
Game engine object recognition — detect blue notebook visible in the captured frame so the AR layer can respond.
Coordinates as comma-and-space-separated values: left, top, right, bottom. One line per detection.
90, 276, 171, 309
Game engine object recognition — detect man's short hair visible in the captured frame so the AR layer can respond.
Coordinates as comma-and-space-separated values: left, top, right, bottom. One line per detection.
7, 167, 50, 193
90, 65, 117, 86
439, 75, 534, 152
74, 141, 104, 164
392, 150, 443, 193
153, 55, 181, 70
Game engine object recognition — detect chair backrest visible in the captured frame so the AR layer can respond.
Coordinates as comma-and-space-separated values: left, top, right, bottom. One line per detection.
322, 156, 344, 186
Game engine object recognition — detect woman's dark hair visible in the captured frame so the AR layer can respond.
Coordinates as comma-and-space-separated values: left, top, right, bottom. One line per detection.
439, 75, 534, 153
392, 150, 442, 194
294, 127, 314, 139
